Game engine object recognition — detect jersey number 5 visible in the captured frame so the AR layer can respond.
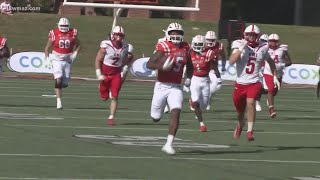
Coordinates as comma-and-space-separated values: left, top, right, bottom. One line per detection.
173, 56, 183, 72
245, 57, 256, 74
58, 39, 71, 49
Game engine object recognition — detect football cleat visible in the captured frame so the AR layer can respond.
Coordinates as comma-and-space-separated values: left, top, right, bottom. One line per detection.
56, 101, 63, 110
161, 145, 176, 155
199, 125, 207, 132
256, 101, 262, 111
246, 131, 255, 141
189, 98, 195, 111
269, 106, 276, 118
164, 105, 170, 113
233, 123, 243, 140
107, 118, 115, 126
206, 104, 211, 111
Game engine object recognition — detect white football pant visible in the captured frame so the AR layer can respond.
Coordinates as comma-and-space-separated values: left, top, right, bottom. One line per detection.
190, 76, 210, 110
151, 82, 183, 119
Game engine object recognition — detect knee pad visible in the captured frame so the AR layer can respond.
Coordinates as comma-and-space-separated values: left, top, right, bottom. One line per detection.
55, 78, 63, 89
62, 77, 69, 88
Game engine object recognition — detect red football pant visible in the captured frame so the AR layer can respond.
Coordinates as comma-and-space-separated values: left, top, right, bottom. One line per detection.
264, 74, 282, 96
233, 82, 262, 113
99, 73, 121, 100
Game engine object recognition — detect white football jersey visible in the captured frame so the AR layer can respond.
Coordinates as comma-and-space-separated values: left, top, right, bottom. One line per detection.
263, 44, 288, 77
232, 40, 270, 84
100, 40, 129, 67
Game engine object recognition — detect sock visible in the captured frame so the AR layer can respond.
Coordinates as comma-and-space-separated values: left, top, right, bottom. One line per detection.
165, 134, 174, 146
108, 115, 114, 119
57, 98, 61, 103
247, 122, 253, 132
269, 105, 274, 109
200, 122, 205, 126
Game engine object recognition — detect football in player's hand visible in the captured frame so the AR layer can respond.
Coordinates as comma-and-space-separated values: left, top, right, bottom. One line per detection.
159, 54, 174, 71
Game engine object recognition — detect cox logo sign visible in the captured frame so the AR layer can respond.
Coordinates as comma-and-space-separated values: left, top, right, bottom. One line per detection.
283, 64, 319, 85
7, 52, 53, 74
19, 55, 44, 68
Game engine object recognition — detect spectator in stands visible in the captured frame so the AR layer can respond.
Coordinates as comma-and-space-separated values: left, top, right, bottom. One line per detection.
0, 0, 13, 15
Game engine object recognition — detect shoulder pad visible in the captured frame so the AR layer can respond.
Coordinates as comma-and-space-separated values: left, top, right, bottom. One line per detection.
231, 40, 242, 49
280, 44, 288, 51
100, 40, 111, 48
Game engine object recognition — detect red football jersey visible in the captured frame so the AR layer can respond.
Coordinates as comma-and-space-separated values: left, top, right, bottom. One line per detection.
0, 37, 7, 50
48, 28, 77, 54
155, 41, 190, 84
209, 42, 224, 61
190, 49, 215, 77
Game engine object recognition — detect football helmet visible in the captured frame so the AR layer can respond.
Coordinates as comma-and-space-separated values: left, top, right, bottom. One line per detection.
205, 31, 217, 47
111, 26, 125, 44
268, 33, 280, 49
259, 34, 268, 43
244, 24, 260, 47
58, 18, 70, 33
165, 22, 184, 44
192, 35, 206, 53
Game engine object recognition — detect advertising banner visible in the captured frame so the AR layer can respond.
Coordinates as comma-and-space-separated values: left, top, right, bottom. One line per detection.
7, 52, 54, 74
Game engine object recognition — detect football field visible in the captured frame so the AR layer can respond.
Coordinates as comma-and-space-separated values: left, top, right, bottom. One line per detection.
0, 77, 319, 180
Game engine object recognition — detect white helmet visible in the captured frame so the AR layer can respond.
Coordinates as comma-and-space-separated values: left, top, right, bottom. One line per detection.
259, 34, 268, 42
192, 35, 206, 53
165, 22, 184, 44
268, 33, 280, 41
111, 26, 125, 43
244, 24, 260, 47
57, 18, 70, 33
128, 44, 133, 53
268, 34, 280, 49
205, 31, 217, 47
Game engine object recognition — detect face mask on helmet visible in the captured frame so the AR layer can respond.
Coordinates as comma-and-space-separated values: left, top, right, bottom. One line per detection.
58, 18, 70, 33
205, 31, 216, 47
111, 26, 125, 44
244, 25, 260, 47
192, 35, 206, 53
165, 22, 184, 44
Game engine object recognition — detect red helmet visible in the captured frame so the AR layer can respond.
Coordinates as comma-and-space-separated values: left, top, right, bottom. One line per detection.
244, 25, 260, 48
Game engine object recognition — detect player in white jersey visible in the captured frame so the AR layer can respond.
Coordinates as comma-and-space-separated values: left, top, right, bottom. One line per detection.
257, 34, 292, 117
255, 34, 269, 112
229, 25, 279, 141
95, 26, 129, 126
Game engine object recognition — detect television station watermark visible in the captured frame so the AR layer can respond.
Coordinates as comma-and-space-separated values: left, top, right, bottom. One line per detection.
11, 6, 41, 12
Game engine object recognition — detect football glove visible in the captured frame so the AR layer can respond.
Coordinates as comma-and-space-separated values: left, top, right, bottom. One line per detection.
96, 69, 105, 81
121, 65, 129, 79
216, 78, 222, 91
70, 51, 78, 63
44, 56, 52, 69
184, 78, 191, 87
273, 76, 281, 91
238, 39, 248, 52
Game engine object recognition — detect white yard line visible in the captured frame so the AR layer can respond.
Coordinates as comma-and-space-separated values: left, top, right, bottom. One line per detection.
0, 153, 319, 164
3, 124, 320, 135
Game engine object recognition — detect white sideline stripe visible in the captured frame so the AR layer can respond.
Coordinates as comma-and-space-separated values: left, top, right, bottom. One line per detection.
0, 153, 320, 164
0, 178, 138, 180
3, 124, 320, 135
41, 95, 56, 97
